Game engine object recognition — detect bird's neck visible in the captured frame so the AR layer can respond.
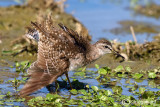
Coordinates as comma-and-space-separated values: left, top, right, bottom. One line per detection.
86, 45, 103, 63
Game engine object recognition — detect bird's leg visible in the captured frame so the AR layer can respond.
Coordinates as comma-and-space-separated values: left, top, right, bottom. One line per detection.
65, 72, 73, 90
55, 80, 59, 92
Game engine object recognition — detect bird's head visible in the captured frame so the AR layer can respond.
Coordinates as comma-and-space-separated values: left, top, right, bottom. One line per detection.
94, 39, 113, 55
94, 39, 125, 61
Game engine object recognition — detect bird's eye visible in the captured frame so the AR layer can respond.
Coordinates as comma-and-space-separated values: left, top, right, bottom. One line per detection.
104, 46, 108, 48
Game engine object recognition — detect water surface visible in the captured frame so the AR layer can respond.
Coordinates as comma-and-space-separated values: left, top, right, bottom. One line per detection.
65, 0, 160, 43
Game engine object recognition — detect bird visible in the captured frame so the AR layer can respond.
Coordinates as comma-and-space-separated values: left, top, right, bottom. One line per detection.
20, 15, 124, 97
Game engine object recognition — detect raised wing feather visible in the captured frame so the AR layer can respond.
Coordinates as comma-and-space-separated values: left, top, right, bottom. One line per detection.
31, 21, 81, 72
19, 61, 63, 97
20, 14, 92, 96
58, 23, 90, 52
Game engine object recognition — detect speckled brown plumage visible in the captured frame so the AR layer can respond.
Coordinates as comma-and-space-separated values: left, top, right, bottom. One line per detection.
19, 16, 120, 97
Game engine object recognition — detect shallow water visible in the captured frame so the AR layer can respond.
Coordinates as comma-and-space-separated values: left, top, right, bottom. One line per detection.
0, 0, 18, 7
0, 63, 159, 106
0, 55, 159, 106
65, 0, 160, 43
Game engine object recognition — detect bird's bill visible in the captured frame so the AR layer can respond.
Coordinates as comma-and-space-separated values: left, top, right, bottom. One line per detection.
111, 49, 125, 62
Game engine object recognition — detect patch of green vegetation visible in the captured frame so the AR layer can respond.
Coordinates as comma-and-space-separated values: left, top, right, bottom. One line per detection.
96, 65, 160, 81
25, 86, 160, 106
21, 64, 160, 106
13, 61, 31, 73
0, 90, 25, 106
132, 73, 143, 79
73, 67, 96, 79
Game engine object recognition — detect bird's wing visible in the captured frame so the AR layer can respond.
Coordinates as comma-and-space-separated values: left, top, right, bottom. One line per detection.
20, 21, 80, 97
19, 40, 70, 97
25, 16, 90, 53
58, 23, 90, 52
40, 15, 90, 52
19, 62, 62, 97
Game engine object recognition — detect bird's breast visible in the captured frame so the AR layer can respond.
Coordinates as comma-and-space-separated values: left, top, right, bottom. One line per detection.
68, 53, 85, 71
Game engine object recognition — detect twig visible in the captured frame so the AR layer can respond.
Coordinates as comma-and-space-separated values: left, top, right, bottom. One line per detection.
12, 46, 27, 57
130, 26, 137, 44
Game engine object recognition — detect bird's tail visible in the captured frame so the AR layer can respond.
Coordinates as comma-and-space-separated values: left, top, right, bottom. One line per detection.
19, 62, 59, 97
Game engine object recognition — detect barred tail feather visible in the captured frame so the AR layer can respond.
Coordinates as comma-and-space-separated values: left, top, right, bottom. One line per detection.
19, 62, 59, 97
19, 72, 58, 97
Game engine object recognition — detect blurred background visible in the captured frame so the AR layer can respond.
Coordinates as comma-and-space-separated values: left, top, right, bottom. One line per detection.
1, 0, 160, 42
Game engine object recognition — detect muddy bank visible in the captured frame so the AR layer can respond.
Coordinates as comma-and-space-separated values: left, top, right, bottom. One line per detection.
110, 20, 160, 34
111, 35, 160, 62
134, 3, 160, 18
110, 20, 160, 62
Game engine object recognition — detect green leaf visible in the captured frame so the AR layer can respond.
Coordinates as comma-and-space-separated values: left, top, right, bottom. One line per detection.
132, 73, 143, 79
46, 94, 54, 101
112, 86, 122, 95
95, 64, 100, 69
98, 68, 107, 75
107, 97, 115, 103
70, 89, 78, 95
99, 95, 107, 101
2, 50, 13, 54
95, 75, 101, 79
142, 91, 155, 99
86, 85, 89, 89
114, 65, 124, 72
35, 96, 43, 101
157, 86, 160, 89
0, 101, 4, 105
15, 62, 20, 67
6, 103, 14, 106
81, 67, 86, 72
104, 90, 112, 96
118, 74, 126, 78
103, 67, 111, 72
46, 93, 60, 101
55, 99, 61, 103
22, 77, 28, 80
125, 66, 132, 72
139, 87, 145, 94
20, 61, 29, 66
74, 72, 85, 76
148, 72, 156, 79
0, 95, 5, 99
78, 89, 87, 95
91, 86, 99, 92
